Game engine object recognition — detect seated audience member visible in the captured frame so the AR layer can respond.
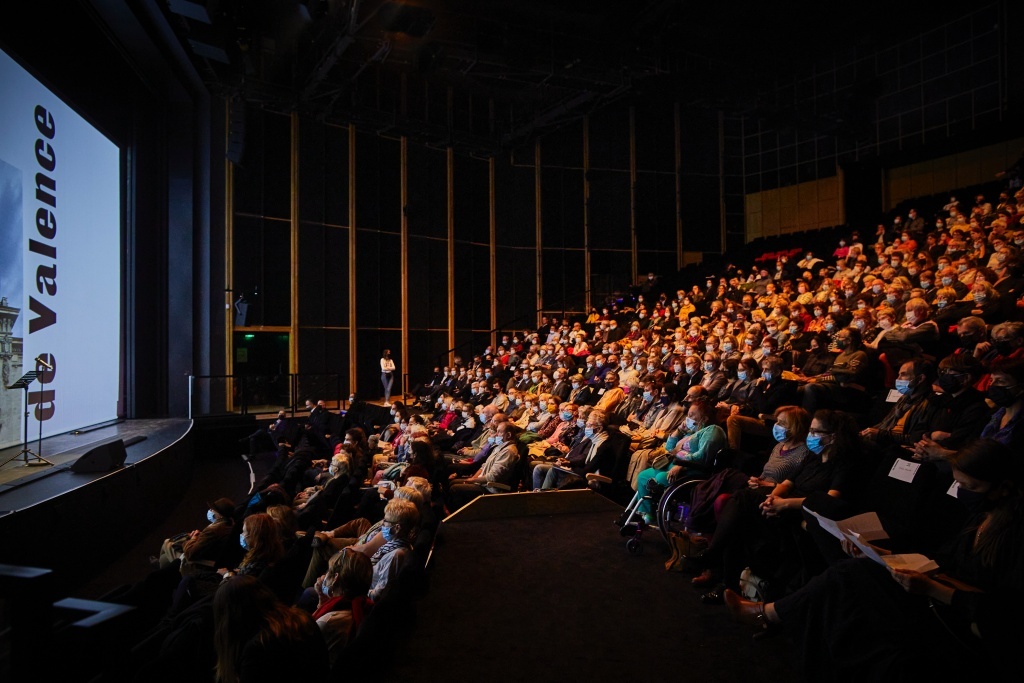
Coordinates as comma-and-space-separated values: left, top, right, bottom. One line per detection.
534, 409, 621, 490
902, 354, 992, 463
447, 421, 520, 508
725, 355, 797, 452
159, 497, 237, 571
860, 358, 936, 450
368, 498, 420, 601
633, 399, 726, 522
724, 439, 1023, 681
799, 328, 870, 413
214, 575, 329, 683
219, 513, 286, 581
311, 547, 373, 666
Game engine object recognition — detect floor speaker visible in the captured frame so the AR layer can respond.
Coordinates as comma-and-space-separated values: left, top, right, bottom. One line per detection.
69, 438, 128, 473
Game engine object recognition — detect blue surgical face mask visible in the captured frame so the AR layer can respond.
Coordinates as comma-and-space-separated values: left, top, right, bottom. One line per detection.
642, 391, 653, 402
685, 417, 697, 431
240, 534, 249, 550
806, 434, 827, 454
737, 371, 748, 381
381, 525, 396, 542
207, 510, 217, 524
562, 411, 573, 421
762, 371, 774, 383
584, 427, 595, 438
321, 580, 332, 596
894, 379, 912, 394
576, 418, 586, 428
772, 423, 787, 442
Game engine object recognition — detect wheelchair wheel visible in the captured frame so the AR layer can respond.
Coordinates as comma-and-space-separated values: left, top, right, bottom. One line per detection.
656, 478, 706, 540
626, 537, 643, 555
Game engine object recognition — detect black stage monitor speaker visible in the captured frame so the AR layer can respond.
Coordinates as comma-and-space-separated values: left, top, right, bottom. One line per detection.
69, 438, 128, 473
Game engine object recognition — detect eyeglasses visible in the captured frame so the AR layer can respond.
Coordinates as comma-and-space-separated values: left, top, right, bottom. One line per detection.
808, 428, 834, 436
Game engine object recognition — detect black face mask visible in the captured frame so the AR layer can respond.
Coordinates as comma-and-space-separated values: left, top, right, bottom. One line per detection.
987, 385, 1022, 407
956, 486, 990, 514
835, 339, 850, 350
994, 340, 1019, 356
937, 374, 964, 393
959, 333, 979, 347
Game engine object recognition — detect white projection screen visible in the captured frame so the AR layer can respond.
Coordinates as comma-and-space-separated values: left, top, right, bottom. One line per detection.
0, 47, 121, 449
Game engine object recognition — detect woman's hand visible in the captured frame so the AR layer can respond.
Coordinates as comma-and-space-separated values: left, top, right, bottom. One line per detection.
890, 568, 938, 596
760, 494, 783, 517
667, 464, 685, 483
748, 476, 763, 489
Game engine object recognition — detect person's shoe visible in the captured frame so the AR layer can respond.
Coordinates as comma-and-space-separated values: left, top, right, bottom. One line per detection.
724, 588, 767, 627
691, 568, 717, 586
699, 584, 727, 605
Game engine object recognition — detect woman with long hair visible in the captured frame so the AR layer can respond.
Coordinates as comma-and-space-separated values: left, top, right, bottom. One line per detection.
380, 349, 397, 406
220, 512, 285, 580
214, 575, 328, 683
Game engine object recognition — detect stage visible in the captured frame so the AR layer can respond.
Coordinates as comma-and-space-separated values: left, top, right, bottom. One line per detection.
0, 418, 195, 592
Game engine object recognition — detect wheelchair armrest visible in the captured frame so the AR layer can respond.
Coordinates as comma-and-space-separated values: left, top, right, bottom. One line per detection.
586, 473, 612, 484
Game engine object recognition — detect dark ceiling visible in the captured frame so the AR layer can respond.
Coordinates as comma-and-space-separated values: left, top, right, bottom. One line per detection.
158, 0, 962, 151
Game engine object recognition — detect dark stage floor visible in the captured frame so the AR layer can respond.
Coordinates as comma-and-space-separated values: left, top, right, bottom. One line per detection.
0, 418, 191, 509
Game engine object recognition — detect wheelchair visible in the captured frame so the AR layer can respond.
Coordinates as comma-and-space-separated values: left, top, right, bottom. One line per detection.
614, 448, 725, 555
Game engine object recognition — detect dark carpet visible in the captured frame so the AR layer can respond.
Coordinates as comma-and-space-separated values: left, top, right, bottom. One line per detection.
392, 506, 800, 682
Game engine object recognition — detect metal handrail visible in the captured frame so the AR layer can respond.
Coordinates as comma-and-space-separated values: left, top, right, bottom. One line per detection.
187, 372, 345, 419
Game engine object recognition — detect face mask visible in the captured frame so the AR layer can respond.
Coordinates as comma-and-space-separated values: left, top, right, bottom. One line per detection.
704, 362, 715, 373
240, 534, 249, 550
737, 370, 748, 381
886, 294, 897, 304
956, 486, 989, 513
824, 323, 834, 332
322, 580, 332, 596
772, 423, 787, 442
642, 391, 653, 402
329, 465, 339, 476
806, 434, 827, 454
872, 285, 883, 294
905, 312, 918, 325
584, 427, 595, 438
722, 343, 734, 352
761, 371, 774, 383
987, 384, 1022, 407
548, 404, 559, 414
958, 265, 968, 273
381, 525, 396, 542
683, 365, 694, 375
705, 345, 715, 352
937, 374, 963, 393
894, 378, 912, 395
920, 281, 931, 289
836, 338, 850, 349
207, 510, 217, 524
814, 310, 823, 318
973, 293, 986, 303
685, 417, 697, 431
761, 346, 772, 355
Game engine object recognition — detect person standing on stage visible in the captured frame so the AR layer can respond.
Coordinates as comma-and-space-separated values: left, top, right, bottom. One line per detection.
381, 349, 396, 406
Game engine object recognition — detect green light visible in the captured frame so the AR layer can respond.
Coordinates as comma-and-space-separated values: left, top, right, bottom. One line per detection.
244, 334, 255, 339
